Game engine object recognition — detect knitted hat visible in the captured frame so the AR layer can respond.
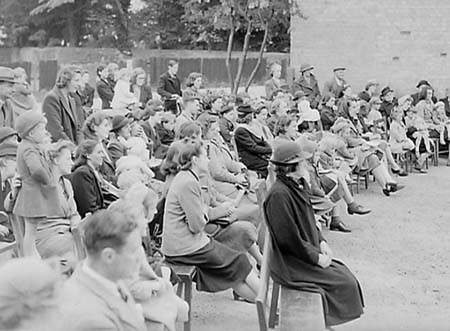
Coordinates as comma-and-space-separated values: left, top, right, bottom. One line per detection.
0, 127, 18, 144
270, 140, 310, 165
380, 86, 394, 97
416, 80, 431, 89
236, 104, 254, 118
365, 79, 379, 90
15, 111, 46, 139
111, 115, 131, 132
0, 141, 18, 157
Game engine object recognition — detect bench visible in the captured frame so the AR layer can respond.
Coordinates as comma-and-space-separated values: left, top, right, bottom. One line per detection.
255, 182, 325, 331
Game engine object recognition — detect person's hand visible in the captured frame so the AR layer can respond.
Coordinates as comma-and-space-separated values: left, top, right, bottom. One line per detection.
0, 224, 9, 237
320, 241, 333, 258
317, 253, 332, 268
235, 173, 247, 186
10, 176, 22, 199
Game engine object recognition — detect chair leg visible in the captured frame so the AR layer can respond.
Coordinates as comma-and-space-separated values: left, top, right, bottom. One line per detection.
269, 282, 280, 328
184, 280, 192, 331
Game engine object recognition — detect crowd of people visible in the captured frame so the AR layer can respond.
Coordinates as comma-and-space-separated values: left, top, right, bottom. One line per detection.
0, 57, 447, 330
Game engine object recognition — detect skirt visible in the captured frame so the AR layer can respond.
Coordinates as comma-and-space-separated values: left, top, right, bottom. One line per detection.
36, 220, 75, 259
165, 240, 252, 293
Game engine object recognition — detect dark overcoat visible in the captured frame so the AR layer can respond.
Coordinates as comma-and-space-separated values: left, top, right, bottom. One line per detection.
292, 74, 321, 108
70, 164, 104, 218
263, 175, 364, 326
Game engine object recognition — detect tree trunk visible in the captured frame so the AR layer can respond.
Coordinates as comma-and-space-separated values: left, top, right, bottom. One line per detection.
66, 12, 79, 46
245, 20, 269, 92
232, 19, 252, 95
225, 13, 235, 94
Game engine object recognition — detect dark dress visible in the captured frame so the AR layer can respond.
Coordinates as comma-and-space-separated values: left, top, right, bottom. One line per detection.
96, 79, 115, 109
263, 175, 364, 326
234, 126, 272, 178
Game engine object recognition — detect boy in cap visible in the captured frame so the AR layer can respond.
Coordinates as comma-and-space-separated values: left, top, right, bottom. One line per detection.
322, 66, 347, 99
379, 86, 397, 122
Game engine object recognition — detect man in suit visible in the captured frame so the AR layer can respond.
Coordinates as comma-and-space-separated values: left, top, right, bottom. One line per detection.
42, 67, 82, 144
0, 67, 17, 129
174, 94, 200, 137
157, 60, 182, 114
291, 63, 321, 108
61, 209, 155, 331
322, 66, 347, 99
96, 65, 115, 109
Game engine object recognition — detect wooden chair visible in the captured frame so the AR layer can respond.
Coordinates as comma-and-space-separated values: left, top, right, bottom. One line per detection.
255, 182, 325, 331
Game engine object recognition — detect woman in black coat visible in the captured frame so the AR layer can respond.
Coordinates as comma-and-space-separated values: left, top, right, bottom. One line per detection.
70, 140, 105, 218
234, 105, 272, 178
263, 140, 364, 327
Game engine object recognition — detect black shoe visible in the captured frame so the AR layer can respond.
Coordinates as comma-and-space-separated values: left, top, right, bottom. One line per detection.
347, 202, 371, 215
392, 168, 408, 177
414, 166, 427, 173
387, 183, 405, 193
330, 219, 351, 233
382, 187, 390, 196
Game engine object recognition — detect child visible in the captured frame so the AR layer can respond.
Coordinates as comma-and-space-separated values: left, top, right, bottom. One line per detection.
389, 109, 415, 153
405, 107, 432, 172
432, 101, 450, 145
13, 111, 59, 257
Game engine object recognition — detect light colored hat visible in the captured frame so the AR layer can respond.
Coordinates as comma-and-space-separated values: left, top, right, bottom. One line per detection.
15, 111, 46, 138
300, 63, 314, 73
0, 67, 16, 84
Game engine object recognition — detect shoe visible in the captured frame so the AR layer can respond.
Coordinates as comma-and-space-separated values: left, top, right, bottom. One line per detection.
233, 290, 253, 303
347, 202, 371, 215
387, 183, 404, 193
382, 187, 390, 196
414, 166, 427, 174
392, 168, 408, 177
329, 219, 351, 233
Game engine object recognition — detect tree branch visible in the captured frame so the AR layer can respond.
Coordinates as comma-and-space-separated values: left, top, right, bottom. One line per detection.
233, 16, 252, 95
225, 7, 236, 93
245, 18, 269, 91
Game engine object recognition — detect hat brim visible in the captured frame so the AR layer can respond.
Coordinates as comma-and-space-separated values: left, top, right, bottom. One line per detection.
0, 78, 16, 84
333, 67, 346, 72
301, 66, 314, 73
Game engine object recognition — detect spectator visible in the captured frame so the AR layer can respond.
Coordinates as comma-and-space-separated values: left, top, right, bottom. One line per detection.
411, 80, 437, 106
265, 62, 284, 100
10, 67, 37, 117
267, 97, 289, 134
14, 111, 57, 257
320, 95, 338, 130
184, 72, 203, 98
263, 140, 364, 327
218, 104, 236, 150
439, 87, 450, 117
78, 69, 95, 109
235, 91, 251, 106
35, 140, 80, 261
0, 67, 17, 128
273, 115, 299, 148
70, 139, 105, 218
162, 139, 260, 302
379, 86, 397, 122
415, 86, 435, 126
0, 258, 62, 331
358, 79, 379, 102
131, 67, 152, 108
389, 109, 415, 154
43, 66, 83, 143
234, 104, 272, 178
157, 60, 182, 113
140, 100, 167, 158
111, 68, 138, 110
108, 115, 131, 166
253, 104, 274, 145
323, 66, 347, 99
197, 94, 223, 123
106, 62, 119, 86
155, 112, 176, 151
174, 95, 200, 137
60, 209, 149, 331
292, 63, 321, 108
70, 66, 88, 128
96, 65, 115, 109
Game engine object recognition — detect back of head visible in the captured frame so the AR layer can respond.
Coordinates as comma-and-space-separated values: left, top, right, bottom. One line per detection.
0, 258, 60, 330
82, 209, 138, 257
73, 139, 98, 170
55, 66, 76, 89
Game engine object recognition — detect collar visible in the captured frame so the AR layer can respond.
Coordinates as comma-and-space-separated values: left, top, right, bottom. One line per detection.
186, 169, 199, 181
83, 262, 120, 298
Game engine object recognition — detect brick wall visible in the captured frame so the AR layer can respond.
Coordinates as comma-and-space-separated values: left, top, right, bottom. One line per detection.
291, 0, 450, 98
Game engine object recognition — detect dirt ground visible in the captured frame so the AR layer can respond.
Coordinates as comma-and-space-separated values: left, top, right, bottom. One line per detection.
188, 160, 450, 331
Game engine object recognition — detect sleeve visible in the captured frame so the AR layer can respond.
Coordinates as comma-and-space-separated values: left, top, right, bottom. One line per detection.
311, 81, 322, 109
235, 128, 272, 155
264, 191, 320, 265
42, 95, 69, 141
22, 147, 50, 184
71, 170, 100, 217
157, 75, 172, 99
96, 81, 114, 103
178, 180, 208, 234
64, 179, 80, 217
107, 142, 125, 166
86, 86, 95, 107
207, 145, 238, 183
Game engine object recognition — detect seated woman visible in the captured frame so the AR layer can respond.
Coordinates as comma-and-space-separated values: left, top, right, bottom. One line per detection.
108, 115, 131, 166
36, 140, 80, 261
252, 104, 274, 145
130, 67, 152, 108
389, 109, 415, 154
405, 106, 432, 172
234, 104, 272, 178
320, 95, 338, 131
331, 117, 404, 196
264, 140, 364, 327
273, 115, 299, 148
111, 68, 138, 111
267, 97, 290, 134
70, 140, 105, 218
162, 139, 260, 302
432, 101, 450, 147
